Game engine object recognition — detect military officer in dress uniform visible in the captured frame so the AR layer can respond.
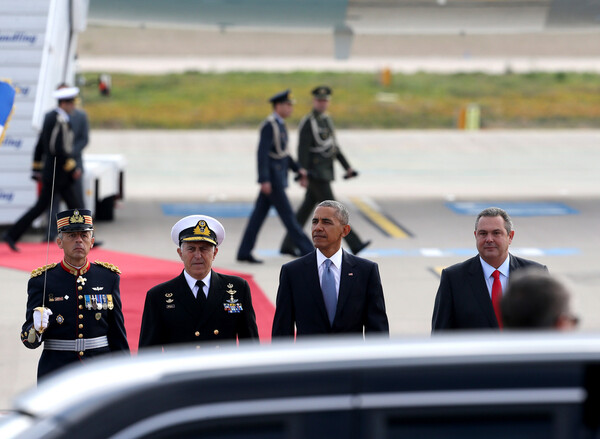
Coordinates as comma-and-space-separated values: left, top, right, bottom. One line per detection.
3, 86, 84, 252
21, 209, 129, 380
280, 86, 370, 257
237, 89, 314, 264
139, 215, 259, 350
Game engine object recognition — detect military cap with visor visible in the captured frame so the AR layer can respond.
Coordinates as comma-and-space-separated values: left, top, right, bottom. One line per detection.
56, 209, 94, 233
312, 85, 332, 100
171, 215, 226, 247
52, 86, 79, 101
269, 89, 295, 105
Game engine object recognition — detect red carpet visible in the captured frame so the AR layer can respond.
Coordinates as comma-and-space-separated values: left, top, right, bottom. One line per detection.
0, 243, 275, 352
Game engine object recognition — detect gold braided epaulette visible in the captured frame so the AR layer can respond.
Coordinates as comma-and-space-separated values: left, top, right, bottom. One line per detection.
94, 261, 121, 274
30, 263, 58, 278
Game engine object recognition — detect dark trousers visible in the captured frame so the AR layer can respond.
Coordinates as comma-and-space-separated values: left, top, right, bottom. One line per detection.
6, 178, 83, 243
238, 183, 313, 259
280, 179, 363, 254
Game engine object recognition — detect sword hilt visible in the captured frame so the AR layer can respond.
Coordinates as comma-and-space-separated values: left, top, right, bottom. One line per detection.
34, 306, 48, 334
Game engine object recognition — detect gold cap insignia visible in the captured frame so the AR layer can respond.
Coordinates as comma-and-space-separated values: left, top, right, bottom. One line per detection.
70, 210, 84, 224
193, 220, 211, 237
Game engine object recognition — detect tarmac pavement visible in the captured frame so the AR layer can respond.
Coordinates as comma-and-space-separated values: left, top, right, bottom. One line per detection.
2, 128, 600, 409
77, 26, 600, 74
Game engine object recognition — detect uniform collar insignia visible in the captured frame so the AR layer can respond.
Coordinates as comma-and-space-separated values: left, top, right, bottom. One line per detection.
61, 259, 90, 276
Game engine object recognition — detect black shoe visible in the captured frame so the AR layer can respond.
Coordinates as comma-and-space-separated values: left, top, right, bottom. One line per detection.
280, 248, 301, 257
237, 254, 263, 264
353, 240, 371, 255
3, 232, 20, 252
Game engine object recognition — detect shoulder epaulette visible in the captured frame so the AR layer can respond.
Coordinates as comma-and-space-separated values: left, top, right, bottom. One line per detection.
30, 263, 58, 278
94, 260, 121, 274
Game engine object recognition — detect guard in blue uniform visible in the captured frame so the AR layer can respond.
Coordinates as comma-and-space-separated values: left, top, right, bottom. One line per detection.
21, 209, 129, 380
139, 215, 259, 350
237, 89, 314, 264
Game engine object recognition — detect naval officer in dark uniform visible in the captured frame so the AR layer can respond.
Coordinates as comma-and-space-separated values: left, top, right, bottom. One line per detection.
3, 86, 84, 252
237, 89, 314, 264
280, 86, 370, 257
139, 215, 259, 350
21, 209, 129, 380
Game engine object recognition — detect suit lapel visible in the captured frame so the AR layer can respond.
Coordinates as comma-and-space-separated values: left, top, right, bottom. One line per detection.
335, 251, 356, 324
466, 256, 498, 327
508, 253, 522, 272
173, 271, 202, 320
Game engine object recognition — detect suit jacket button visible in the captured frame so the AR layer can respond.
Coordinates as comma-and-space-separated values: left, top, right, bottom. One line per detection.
195, 331, 200, 337
78, 324, 83, 329
78, 334, 83, 339
78, 295, 83, 300
213, 329, 219, 335
79, 351, 84, 356
78, 314, 83, 319
78, 305, 83, 309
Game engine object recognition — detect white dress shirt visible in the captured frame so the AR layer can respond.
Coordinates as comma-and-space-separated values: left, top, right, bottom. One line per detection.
316, 248, 343, 298
183, 270, 211, 299
480, 256, 510, 299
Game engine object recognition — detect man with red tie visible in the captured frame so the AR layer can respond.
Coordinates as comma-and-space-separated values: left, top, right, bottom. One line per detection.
432, 207, 548, 331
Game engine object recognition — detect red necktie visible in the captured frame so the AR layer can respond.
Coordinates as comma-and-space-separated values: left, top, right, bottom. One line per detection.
491, 270, 503, 329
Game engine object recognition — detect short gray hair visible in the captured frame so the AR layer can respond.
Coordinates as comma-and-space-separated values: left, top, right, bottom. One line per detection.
475, 207, 513, 234
317, 200, 349, 225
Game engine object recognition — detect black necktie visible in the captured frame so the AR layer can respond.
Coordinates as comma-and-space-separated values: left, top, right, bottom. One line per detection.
195, 280, 206, 302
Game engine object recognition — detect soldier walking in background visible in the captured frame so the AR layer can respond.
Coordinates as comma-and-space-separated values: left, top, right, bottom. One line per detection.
237, 89, 314, 264
3, 86, 84, 252
280, 86, 370, 257
47, 83, 90, 241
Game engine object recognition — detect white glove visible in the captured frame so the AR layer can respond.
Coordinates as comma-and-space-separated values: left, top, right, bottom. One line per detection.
33, 307, 53, 333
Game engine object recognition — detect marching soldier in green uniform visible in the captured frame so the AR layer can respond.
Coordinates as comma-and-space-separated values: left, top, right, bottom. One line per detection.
139, 215, 259, 350
280, 86, 370, 256
21, 209, 129, 380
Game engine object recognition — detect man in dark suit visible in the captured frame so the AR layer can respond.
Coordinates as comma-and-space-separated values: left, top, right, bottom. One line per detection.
280, 86, 370, 257
139, 215, 258, 350
432, 207, 548, 331
21, 209, 129, 380
272, 200, 389, 338
237, 89, 314, 264
3, 86, 84, 252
